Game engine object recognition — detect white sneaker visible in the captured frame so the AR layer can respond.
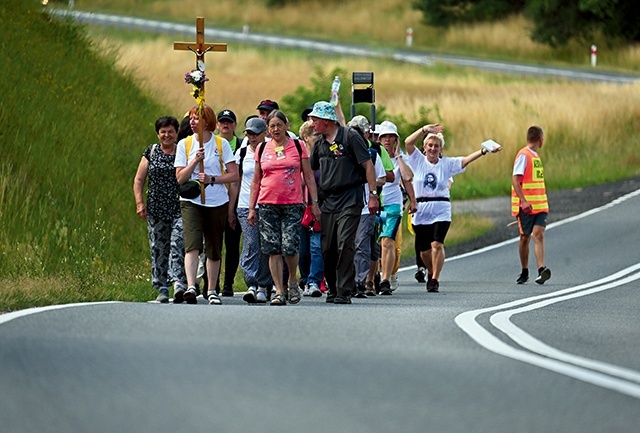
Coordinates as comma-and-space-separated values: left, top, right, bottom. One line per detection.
243, 286, 257, 303
390, 274, 399, 291
256, 287, 268, 303
302, 284, 311, 296
308, 282, 322, 297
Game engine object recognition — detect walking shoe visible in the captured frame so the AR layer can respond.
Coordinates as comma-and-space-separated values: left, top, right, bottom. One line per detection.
333, 295, 352, 304
426, 278, 439, 293
270, 293, 287, 306
390, 274, 399, 291
288, 281, 301, 304
243, 286, 257, 304
184, 286, 199, 304
156, 288, 169, 303
325, 293, 336, 303
173, 286, 185, 304
364, 281, 376, 296
308, 282, 322, 297
374, 272, 381, 293
516, 269, 529, 284
208, 293, 222, 305
221, 287, 234, 297
415, 267, 426, 283
535, 267, 551, 285
256, 287, 268, 303
302, 283, 311, 297
354, 283, 368, 299
379, 279, 392, 296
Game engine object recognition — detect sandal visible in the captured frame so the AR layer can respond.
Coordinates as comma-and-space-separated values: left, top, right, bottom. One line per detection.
288, 284, 301, 305
208, 293, 222, 305
270, 293, 287, 306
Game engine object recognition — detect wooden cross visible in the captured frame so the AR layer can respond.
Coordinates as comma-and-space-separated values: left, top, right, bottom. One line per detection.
174, 17, 227, 203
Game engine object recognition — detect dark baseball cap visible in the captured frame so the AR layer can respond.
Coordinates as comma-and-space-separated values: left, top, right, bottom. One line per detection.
217, 109, 237, 123
301, 104, 315, 122
256, 99, 279, 112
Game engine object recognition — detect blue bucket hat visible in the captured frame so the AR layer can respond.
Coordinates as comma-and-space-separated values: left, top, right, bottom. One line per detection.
307, 101, 338, 122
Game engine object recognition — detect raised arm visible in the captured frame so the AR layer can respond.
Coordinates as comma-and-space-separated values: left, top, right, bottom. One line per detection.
404, 123, 443, 155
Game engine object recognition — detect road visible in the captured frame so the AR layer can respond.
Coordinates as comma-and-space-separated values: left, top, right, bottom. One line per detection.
49, 9, 640, 84
1, 189, 639, 432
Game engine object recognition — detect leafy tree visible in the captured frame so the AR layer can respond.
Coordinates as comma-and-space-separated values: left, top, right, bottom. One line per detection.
413, 0, 640, 46
526, 0, 640, 45
413, 0, 525, 26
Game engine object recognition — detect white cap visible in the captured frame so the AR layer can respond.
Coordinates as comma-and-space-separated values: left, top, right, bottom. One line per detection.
377, 120, 399, 137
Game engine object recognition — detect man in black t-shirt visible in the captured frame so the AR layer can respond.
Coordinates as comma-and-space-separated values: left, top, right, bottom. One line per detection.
309, 102, 379, 304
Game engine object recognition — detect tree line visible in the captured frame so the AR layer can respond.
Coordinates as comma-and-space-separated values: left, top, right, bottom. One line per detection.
412, 0, 640, 46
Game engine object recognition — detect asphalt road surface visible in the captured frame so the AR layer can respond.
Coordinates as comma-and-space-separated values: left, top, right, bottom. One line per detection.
1, 190, 639, 433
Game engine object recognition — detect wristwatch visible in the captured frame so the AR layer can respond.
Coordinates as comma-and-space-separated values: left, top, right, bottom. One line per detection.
208, 174, 216, 186
370, 190, 379, 199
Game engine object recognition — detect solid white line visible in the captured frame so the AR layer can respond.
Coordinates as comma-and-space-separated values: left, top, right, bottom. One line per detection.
455, 263, 640, 399
0, 302, 121, 326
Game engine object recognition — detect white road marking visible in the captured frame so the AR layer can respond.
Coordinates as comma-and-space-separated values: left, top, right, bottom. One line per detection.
456, 264, 640, 399
0, 302, 120, 326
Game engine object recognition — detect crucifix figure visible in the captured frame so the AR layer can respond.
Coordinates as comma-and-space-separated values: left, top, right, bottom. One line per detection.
174, 17, 227, 203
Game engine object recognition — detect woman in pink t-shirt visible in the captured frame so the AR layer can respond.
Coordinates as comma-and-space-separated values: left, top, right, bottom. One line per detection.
248, 110, 320, 305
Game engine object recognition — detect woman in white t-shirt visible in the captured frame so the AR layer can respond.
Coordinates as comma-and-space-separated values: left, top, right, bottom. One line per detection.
404, 124, 501, 293
174, 105, 239, 305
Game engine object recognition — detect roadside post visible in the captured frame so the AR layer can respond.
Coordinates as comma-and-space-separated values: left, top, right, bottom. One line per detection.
406, 28, 413, 47
591, 45, 597, 67
350, 72, 375, 128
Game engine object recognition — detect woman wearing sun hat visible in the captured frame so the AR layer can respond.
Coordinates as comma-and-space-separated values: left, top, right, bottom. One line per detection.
404, 124, 501, 293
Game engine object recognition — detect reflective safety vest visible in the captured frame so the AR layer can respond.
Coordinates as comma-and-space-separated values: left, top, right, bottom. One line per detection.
511, 147, 548, 216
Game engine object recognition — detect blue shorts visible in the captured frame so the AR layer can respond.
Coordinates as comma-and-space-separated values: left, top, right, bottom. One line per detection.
379, 204, 402, 240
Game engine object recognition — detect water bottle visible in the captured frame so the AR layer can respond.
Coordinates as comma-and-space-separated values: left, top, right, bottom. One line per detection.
330, 76, 340, 106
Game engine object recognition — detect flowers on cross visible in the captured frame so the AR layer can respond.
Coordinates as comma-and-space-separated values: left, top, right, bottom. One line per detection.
184, 69, 208, 111
184, 69, 207, 87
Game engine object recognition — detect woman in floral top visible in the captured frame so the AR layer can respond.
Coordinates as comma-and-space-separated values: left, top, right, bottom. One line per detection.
133, 116, 186, 303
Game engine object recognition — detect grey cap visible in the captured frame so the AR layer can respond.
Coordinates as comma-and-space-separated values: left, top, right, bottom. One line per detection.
244, 117, 267, 134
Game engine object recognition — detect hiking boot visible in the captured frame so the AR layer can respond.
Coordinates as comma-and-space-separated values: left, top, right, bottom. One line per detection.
415, 267, 426, 283
243, 286, 257, 304
156, 288, 169, 303
426, 278, 439, 293
379, 279, 392, 296
535, 267, 551, 285
516, 270, 529, 284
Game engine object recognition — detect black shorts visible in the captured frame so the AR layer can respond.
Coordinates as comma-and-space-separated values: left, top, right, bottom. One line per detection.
413, 221, 451, 252
517, 211, 547, 235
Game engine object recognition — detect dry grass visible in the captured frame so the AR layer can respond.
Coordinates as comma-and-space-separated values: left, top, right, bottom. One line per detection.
81, 0, 640, 70
105, 33, 640, 160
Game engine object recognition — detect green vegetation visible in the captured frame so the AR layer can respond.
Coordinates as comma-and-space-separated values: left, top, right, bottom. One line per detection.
0, 0, 162, 310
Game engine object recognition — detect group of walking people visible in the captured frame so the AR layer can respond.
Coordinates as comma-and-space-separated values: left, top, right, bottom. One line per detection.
134, 94, 551, 306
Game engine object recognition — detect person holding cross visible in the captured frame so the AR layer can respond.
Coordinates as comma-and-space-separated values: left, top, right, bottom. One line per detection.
175, 105, 239, 305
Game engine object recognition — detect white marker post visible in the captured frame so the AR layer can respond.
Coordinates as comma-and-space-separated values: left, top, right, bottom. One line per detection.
591, 44, 597, 67
406, 27, 413, 47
